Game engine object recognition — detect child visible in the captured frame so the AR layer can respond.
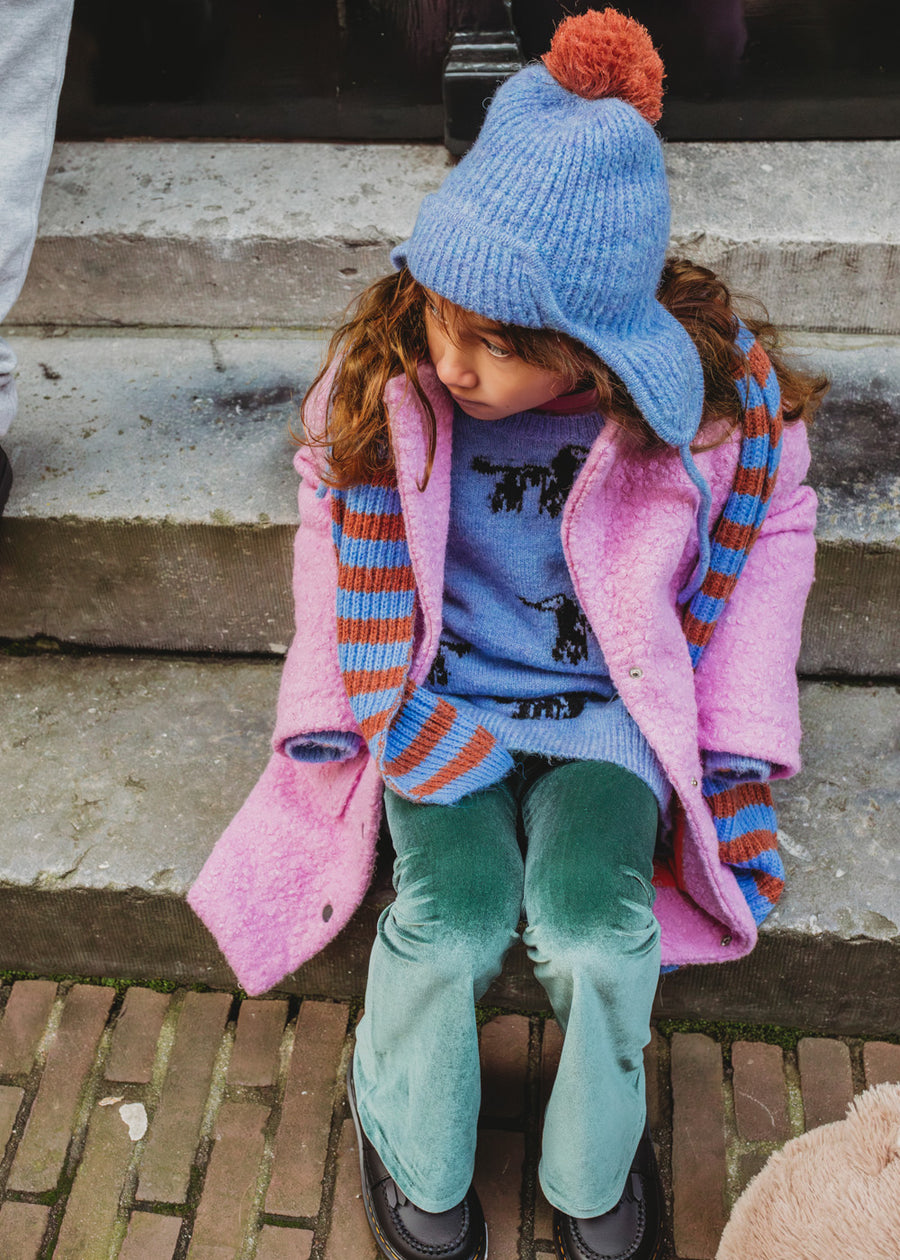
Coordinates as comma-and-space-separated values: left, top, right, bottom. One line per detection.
189, 10, 823, 1260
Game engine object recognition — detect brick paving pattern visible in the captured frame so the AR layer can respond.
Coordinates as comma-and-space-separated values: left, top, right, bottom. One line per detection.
0, 980, 896, 1260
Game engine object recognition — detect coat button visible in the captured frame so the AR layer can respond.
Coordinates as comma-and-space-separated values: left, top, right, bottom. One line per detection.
721, 934, 732, 947
629, 667, 644, 679
690, 777, 699, 787
322, 904, 333, 922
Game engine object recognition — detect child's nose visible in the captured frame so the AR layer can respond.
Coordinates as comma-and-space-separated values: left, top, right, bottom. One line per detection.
433, 343, 478, 391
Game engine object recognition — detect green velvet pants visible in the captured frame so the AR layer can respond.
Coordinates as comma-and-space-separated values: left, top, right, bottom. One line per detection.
353, 756, 661, 1217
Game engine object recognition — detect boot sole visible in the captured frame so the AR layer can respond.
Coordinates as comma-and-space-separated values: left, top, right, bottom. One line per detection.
346, 1060, 488, 1260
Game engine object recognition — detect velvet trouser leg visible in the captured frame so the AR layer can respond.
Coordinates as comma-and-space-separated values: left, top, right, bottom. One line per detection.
352, 758, 660, 1216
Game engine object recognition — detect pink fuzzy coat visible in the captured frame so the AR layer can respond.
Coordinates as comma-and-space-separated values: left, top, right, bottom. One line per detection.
188, 364, 817, 996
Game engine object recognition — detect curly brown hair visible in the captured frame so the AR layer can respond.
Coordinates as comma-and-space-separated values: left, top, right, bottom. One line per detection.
301, 260, 828, 489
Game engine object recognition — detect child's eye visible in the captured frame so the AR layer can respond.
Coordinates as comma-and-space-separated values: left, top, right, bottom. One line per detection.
483, 339, 511, 359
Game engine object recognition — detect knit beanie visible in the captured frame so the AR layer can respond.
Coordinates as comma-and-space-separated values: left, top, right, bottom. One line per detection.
393, 8, 705, 453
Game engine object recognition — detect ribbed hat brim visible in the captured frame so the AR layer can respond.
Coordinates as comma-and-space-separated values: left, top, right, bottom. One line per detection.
392, 227, 704, 447
565, 302, 706, 447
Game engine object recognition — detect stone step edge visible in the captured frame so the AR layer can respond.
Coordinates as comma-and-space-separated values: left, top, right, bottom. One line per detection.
1, 326, 895, 548
0, 880, 896, 1039
1, 526, 894, 674
0, 327, 897, 673
7, 139, 900, 334
1, 654, 897, 1034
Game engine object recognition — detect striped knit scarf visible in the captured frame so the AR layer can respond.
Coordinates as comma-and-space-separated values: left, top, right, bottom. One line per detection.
332, 321, 785, 927
330, 481, 514, 804
669, 321, 787, 925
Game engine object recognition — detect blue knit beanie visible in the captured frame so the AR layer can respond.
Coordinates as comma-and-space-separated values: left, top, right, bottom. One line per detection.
392, 9, 705, 452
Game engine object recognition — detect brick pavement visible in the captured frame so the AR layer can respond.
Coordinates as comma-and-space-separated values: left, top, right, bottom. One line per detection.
0, 980, 897, 1260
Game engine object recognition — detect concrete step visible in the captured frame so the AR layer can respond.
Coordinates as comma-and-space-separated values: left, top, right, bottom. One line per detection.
0, 652, 897, 1035
6, 140, 900, 335
0, 329, 310, 656
0, 327, 897, 675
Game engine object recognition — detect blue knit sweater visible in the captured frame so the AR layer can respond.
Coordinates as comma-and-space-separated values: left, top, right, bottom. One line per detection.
421, 405, 672, 805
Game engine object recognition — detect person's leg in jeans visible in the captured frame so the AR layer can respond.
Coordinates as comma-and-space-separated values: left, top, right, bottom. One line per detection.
0, 0, 75, 509
354, 756, 659, 1216
520, 760, 660, 1216
353, 775, 524, 1212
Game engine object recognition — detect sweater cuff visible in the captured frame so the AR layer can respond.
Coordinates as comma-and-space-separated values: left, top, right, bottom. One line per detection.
284, 730, 363, 763
702, 751, 772, 782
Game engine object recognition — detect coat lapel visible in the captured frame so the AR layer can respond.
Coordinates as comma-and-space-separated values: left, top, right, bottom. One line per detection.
563, 430, 704, 786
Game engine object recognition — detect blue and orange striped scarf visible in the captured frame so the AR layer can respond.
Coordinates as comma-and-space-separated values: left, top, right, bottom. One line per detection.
674, 322, 786, 926
331, 321, 786, 923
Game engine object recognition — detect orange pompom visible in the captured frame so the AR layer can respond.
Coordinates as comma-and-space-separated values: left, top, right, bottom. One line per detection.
542, 8, 664, 124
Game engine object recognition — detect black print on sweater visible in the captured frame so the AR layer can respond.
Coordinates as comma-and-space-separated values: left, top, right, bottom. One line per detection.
471, 444, 589, 518
520, 593, 589, 664
490, 692, 591, 720
427, 637, 472, 688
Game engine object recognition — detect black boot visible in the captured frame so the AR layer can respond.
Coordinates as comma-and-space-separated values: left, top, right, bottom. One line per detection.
347, 1061, 488, 1260
554, 1126, 663, 1260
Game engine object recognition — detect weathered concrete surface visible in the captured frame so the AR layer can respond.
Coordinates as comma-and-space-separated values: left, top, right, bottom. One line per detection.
0, 330, 315, 653
797, 333, 900, 677
801, 334, 900, 548
9, 142, 453, 331
6, 140, 899, 334
772, 683, 899, 941
0, 655, 278, 895
665, 142, 900, 335
0, 655, 897, 1032
1, 328, 896, 672
2, 329, 313, 525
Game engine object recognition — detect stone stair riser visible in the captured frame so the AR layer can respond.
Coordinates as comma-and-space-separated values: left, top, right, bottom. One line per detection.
6, 141, 900, 336
0, 523, 896, 675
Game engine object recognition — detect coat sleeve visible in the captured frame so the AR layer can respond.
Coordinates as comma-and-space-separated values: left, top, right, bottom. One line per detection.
693, 420, 817, 778
270, 408, 362, 756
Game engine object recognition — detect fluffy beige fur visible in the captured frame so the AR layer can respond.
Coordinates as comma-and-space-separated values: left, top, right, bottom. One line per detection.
717, 1082, 900, 1260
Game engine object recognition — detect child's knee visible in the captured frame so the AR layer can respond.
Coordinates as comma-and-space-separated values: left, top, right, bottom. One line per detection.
526, 858, 656, 949
524, 897, 660, 984
384, 886, 521, 981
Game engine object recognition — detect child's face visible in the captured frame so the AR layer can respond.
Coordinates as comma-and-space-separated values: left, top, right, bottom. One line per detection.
424, 292, 569, 421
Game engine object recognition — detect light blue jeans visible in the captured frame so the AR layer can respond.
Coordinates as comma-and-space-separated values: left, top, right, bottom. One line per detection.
353, 756, 661, 1217
0, 0, 74, 436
